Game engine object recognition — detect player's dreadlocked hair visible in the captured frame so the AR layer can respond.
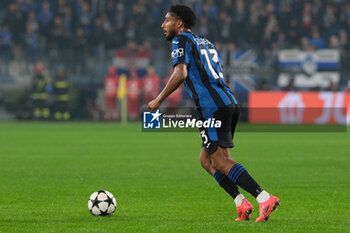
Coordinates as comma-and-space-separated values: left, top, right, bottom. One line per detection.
169, 5, 196, 29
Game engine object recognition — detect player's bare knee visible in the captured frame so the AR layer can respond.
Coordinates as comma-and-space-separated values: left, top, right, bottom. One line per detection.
200, 155, 211, 170
200, 157, 216, 175
200, 149, 210, 168
211, 157, 226, 173
200, 158, 210, 169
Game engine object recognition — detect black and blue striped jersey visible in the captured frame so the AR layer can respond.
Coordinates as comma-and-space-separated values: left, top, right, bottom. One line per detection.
171, 31, 238, 119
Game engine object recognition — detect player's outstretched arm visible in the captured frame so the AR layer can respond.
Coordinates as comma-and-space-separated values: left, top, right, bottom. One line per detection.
147, 64, 187, 111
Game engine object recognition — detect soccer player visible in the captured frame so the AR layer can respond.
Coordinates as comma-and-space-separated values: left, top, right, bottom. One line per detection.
104, 66, 119, 121
147, 5, 280, 222
127, 68, 142, 121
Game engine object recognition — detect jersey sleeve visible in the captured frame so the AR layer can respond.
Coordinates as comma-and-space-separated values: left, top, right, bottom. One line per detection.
171, 36, 190, 67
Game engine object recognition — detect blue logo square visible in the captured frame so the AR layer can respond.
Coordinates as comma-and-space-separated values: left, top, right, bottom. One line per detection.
143, 110, 162, 129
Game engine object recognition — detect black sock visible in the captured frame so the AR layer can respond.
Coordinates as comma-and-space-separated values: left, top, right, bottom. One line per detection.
213, 171, 241, 199
227, 163, 263, 198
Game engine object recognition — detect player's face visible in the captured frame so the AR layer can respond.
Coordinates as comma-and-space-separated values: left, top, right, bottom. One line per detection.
161, 13, 178, 41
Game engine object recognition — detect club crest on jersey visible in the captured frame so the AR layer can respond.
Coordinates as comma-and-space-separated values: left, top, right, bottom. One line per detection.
171, 48, 184, 59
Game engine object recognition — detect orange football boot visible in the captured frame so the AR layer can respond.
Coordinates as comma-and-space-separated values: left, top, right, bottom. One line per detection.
235, 199, 254, 221
255, 195, 280, 222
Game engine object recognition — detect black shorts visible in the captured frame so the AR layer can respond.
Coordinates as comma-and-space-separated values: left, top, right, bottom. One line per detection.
199, 104, 240, 155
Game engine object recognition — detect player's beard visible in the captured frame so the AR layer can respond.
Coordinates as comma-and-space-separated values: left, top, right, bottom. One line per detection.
166, 29, 177, 41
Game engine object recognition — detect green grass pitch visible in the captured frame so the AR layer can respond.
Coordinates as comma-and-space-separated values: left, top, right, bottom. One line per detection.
0, 122, 349, 233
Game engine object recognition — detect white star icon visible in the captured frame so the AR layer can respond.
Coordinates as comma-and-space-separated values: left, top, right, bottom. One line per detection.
150, 110, 162, 122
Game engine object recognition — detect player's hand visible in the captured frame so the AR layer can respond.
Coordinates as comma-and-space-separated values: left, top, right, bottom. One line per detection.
147, 98, 161, 111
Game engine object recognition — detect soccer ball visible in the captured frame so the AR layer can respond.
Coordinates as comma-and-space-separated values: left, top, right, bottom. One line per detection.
88, 190, 117, 216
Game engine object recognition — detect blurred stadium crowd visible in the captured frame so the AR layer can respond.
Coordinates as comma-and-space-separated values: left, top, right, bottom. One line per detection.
1, 0, 350, 48
0, 0, 350, 120
1, 0, 349, 65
